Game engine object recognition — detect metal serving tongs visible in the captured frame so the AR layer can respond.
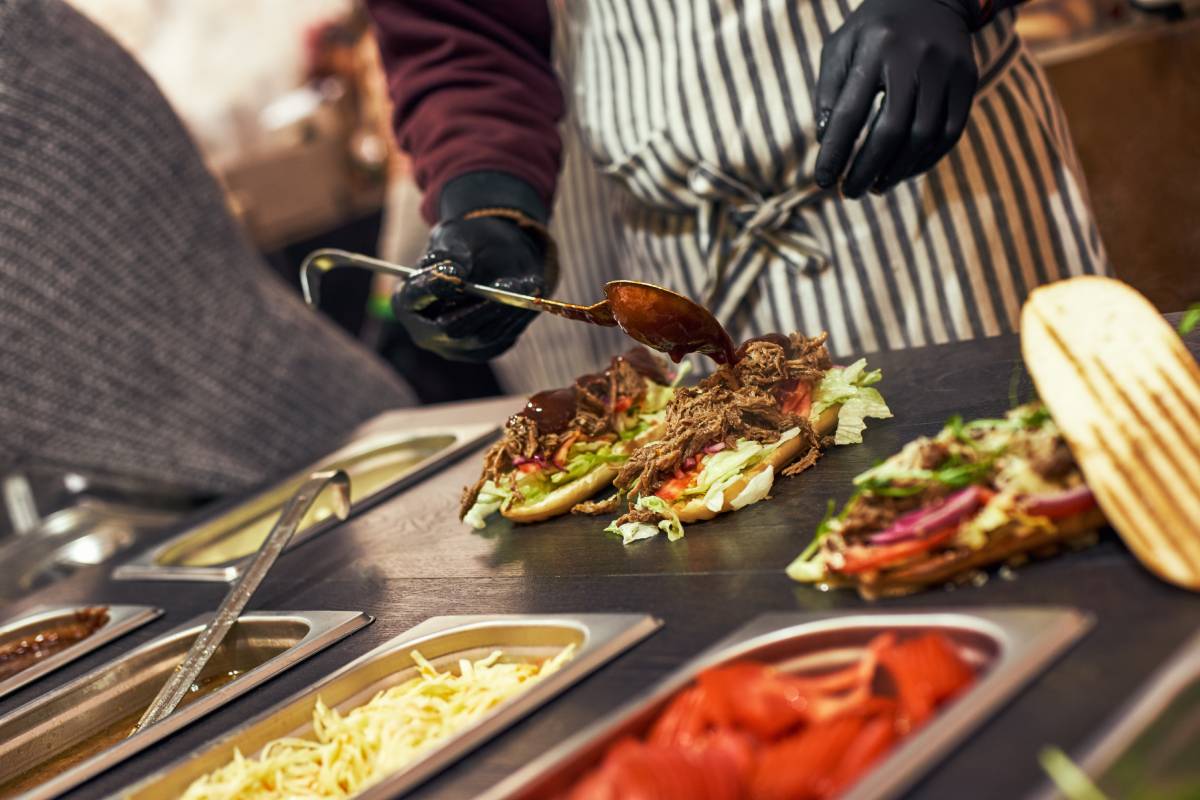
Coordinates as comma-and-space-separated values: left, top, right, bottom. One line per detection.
299, 249, 737, 364
301, 249, 617, 326
132, 469, 351, 733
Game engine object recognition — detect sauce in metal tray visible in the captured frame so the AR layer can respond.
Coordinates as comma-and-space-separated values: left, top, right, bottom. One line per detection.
0, 607, 109, 682
0, 669, 243, 797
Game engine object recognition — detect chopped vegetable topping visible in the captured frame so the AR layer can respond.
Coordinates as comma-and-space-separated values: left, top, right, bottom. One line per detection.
566, 632, 974, 799
788, 403, 1098, 596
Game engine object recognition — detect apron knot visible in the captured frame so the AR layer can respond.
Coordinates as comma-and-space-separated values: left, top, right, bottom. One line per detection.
687, 163, 829, 326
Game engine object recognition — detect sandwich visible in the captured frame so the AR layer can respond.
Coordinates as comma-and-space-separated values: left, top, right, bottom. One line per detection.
599, 332, 892, 543
460, 347, 676, 528
787, 403, 1106, 598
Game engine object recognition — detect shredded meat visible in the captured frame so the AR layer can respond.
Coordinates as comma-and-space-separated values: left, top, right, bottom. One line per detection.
1029, 437, 1077, 480
781, 446, 822, 477
459, 347, 670, 520
572, 493, 623, 515
613, 333, 831, 521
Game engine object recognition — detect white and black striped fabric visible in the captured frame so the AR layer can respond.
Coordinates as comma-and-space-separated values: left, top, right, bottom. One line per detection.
494, 0, 1108, 393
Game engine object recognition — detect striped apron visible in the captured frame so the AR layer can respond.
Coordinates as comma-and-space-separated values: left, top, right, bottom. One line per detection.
492, 0, 1109, 393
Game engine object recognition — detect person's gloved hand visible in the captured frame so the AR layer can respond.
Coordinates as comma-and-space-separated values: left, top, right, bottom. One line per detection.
814, 0, 983, 198
393, 172, 556, 362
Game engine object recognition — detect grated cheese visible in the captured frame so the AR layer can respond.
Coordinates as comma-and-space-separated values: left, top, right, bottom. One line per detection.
180, 646, 575, 799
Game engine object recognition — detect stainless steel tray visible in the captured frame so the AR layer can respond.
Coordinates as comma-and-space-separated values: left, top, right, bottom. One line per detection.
113, 418, 496, 582
1033, 625, 1200, 799
0, 605, 161, 702
0, 609, 370, 800
481, 607, 1092, 800
118, 613, 662, 800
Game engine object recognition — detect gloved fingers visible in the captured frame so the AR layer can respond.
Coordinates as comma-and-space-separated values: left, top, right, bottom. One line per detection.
438, 300, 511, 339
841, 65, 917, 198
395, 259, 475, 314
814, 28, 858, 140
913, 69, 976, 177
815, 43, 883, 189
873, 68, 949, 192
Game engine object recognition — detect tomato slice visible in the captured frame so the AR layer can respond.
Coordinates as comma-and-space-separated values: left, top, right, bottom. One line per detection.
778, 380, 814, 417
655, 464, 704, 502
516, 462, 541, 474
826, 714, 898, 796
648, 686, 712, 749
613, 395, 634, 414
835, 524, 960, 575
877, 634, 975, 728
697, 663, 810, 739
749, 714, 866, 800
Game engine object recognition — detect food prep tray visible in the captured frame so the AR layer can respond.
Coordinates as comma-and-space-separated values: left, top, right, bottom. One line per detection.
481, 607, 1092, 800
1033, 625, 1200, 799
0, 604, 161, 702
113, 418, 496, 582
0, 609, 369, 800
119, 613, 662, 800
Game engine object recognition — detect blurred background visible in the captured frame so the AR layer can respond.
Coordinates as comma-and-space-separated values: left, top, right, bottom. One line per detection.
67, 0, 1200, 403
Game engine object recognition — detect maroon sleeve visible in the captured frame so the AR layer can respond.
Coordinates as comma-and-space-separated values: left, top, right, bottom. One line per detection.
365, 0, 564, 223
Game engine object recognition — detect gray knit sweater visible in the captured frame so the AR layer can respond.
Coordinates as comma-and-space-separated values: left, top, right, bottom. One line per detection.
0, 0, 416, 495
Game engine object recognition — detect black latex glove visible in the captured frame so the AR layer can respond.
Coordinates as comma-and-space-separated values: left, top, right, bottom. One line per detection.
393, 172, 554, 363
814, 0, 981, 198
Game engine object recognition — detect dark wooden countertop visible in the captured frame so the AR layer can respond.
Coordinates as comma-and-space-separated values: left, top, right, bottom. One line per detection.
7, 325, 1200, 800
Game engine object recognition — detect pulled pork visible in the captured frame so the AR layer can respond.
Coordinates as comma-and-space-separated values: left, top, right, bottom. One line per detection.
459, 348, 669, 519
614, 332, 831, 505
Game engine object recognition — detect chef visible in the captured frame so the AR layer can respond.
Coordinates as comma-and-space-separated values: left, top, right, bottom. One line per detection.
366, 0, 1109, 391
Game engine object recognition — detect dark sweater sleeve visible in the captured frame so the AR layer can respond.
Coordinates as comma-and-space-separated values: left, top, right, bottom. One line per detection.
365, 0, 564, 223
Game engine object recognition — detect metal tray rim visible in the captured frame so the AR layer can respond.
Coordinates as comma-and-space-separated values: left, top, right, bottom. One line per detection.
118, 612, 662, 800
1030, 625, 1200, 800
477, 606, 1091, 800
0, 604, 162, 702
111, 419, 497, 582
6, 609, 371, 800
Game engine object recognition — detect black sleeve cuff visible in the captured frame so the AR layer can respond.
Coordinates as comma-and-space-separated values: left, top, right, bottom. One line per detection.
438, 171, 549, 224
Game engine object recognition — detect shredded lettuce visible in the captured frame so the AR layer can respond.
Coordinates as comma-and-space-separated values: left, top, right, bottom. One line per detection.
786, 499, 839, 583
463, 481, 511, 530
812, 359, 892, 445
642, 382, 675, 414
604, 495, 685, 544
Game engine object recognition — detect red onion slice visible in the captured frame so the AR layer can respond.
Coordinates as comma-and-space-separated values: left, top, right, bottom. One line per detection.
869, 486, 987, 545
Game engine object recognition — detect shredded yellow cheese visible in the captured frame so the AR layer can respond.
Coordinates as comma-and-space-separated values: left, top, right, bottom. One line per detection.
181, 646, 575, 799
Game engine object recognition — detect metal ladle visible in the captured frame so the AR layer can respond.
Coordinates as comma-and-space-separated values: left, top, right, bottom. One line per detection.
299, 249, 736, 364
133, 469, 350, 733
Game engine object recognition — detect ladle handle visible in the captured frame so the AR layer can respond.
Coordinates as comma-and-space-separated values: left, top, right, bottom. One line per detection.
133, 469, 351, 733
300, 248, 545, 313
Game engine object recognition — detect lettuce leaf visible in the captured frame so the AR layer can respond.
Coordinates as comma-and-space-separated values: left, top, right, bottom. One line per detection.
812, 359, 892, 445
604, 495, 685, 544
642, 382, 675, 414
462, 481, 511, 530
730, 464, 774, 510
693, 427, 801, 510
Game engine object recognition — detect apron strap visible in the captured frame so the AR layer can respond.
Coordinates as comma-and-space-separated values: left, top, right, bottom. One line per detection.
688, 163, 831, 327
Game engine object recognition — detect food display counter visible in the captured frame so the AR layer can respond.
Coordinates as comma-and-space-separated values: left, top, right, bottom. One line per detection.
4, 327, 1200, 800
